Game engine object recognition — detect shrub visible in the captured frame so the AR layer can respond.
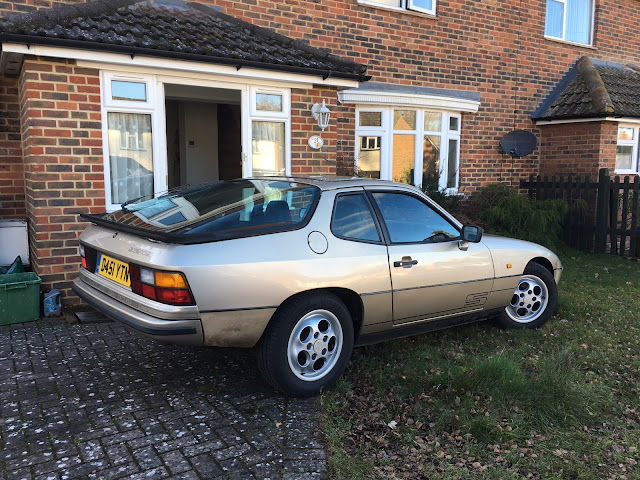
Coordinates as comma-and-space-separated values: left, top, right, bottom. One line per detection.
478, 192, 568, 251
421, 175, 461, 214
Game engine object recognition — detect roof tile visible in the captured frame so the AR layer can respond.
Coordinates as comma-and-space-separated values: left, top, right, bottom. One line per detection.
533, 56, 640, 121
0, 0, 368, 81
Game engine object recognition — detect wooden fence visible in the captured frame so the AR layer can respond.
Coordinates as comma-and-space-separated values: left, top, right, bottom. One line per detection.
520, 169, 639, 258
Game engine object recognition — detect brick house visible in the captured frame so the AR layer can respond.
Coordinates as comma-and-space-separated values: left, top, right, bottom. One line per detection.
0, 0, 639, 305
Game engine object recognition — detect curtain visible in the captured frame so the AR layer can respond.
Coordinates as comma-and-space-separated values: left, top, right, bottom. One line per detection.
566, 0, 592, 44
545, 0, 564, 38
252, 121, 285, 176
408, 0, 433, 12
107, 112, 154, 204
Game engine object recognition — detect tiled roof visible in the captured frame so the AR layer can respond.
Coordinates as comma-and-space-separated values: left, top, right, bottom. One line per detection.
533, 56, 640, 121
0, 0, 369, 81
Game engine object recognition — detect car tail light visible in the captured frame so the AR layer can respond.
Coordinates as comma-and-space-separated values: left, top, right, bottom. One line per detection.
129, 264, 195, 306
80, 244, 97, 272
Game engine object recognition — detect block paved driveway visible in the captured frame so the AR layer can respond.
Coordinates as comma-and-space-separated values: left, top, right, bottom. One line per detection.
0, 318, 327, 479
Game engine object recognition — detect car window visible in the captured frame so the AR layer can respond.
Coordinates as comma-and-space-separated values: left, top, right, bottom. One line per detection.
331, 194, 380, 242
371, 192, 459, 243
100, 179, 320, 240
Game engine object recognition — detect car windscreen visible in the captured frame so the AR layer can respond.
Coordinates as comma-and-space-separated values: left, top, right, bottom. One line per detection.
90, 179, 320, 242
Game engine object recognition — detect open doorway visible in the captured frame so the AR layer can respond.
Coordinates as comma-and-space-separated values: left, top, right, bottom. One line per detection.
165, 84, 242, 190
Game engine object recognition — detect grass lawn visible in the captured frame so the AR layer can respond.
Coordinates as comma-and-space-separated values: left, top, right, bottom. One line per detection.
319, 252, 640, 479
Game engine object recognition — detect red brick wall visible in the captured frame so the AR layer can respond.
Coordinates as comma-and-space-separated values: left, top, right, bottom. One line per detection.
0, 75, 23, 217
0, 0, 88, 219
1, 0, 639, 304
538, 122, 618, 178
3, 0, 639, 190
291, 86, 343, 175
212, 0, 640, 187
0, 0, 84, 15
19, 57, 104, 303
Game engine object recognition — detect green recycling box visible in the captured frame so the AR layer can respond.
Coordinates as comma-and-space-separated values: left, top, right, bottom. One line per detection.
0, 272, 41, 325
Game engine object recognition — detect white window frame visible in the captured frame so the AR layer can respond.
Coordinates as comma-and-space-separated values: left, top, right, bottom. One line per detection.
250, 86, 289, 119
355, 107, 463, 193
101, 72, 166, 212
356, 108, 389, 179
544, 0, 595, 46
247, 86, 291, 178
615, 124, 640, 175
358, 0, 436, 17
100, 74, 294, 211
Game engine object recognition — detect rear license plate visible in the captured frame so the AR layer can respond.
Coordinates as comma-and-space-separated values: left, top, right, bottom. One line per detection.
96, 253, 131, 287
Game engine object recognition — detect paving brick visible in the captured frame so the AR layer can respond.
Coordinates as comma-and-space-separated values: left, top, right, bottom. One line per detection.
0, 319, 327, 479
132, 445, 163, 470
190, 453, 224, 477
160, 449, 192, 476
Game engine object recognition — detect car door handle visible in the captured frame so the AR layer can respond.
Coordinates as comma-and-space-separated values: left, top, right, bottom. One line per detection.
394, 257, 418, 268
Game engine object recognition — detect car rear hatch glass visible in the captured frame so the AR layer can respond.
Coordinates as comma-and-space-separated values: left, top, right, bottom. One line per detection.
81, 179, 320, 244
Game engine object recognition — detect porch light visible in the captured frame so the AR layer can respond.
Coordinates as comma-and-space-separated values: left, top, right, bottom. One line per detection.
311, 100, 331, 131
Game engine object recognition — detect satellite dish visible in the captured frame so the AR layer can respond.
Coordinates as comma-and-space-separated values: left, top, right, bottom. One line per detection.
500, 130, 538, 158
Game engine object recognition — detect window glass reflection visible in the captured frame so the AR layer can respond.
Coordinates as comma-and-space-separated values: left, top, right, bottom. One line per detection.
107, 112, 153, 204
358, 136, 381, 179
252, 122, 285, 176
256, 93, 283, 112
111, 81, 147, 102
372, 192, 458, 243
332, 194, 380, 242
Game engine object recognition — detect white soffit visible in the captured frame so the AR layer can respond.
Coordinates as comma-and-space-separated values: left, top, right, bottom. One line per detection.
536, 117, 640, 126
1, 43, 361, 89
338, 88, 481, 113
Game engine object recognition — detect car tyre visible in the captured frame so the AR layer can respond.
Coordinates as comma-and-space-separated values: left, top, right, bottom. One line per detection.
497, 262, 558, 329
257, 292, 354, 397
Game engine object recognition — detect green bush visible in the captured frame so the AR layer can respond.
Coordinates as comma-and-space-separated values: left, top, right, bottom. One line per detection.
478, 192, 568, 252
421, 175, 461, 214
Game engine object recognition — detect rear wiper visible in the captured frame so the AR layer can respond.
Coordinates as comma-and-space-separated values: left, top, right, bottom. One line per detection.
121, 195, 147, 212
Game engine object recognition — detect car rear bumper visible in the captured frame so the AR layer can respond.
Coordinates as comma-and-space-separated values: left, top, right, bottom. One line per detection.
72, 271, 204, 345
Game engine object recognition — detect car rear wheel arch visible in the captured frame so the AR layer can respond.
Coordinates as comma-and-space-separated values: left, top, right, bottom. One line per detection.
267, 288, 364, 341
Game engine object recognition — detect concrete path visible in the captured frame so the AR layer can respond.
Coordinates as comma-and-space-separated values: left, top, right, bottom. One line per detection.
0, 318, 327, 479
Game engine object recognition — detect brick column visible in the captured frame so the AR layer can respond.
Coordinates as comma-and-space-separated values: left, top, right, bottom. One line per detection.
19, 57, 105, 305
291, 86, 341, 175
538, 121, 619, 178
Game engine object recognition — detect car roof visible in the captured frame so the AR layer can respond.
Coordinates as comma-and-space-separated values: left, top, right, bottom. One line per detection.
251, 175, 416, 192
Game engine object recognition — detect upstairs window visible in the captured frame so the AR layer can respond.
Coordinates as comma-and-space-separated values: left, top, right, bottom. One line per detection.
359, 0, 436, 16
545, 0, 594, 45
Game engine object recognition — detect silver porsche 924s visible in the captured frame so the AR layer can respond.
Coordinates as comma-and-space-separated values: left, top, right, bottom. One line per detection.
73, 177, 562, 397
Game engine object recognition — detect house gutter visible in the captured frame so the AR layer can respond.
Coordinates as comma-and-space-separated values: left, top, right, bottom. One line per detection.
0, 33, 371, 82
535, 116, 640, 126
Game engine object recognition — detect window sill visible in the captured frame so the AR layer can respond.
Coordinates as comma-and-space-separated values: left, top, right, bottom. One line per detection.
544, 35, 597, 50
614, 170, 639, 176
357, 1, 436, 20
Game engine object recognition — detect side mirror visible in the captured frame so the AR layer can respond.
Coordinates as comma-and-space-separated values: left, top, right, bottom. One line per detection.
461, 225, 483, 243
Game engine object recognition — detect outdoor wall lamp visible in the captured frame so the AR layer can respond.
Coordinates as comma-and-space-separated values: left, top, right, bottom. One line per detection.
311, 100, 331, 131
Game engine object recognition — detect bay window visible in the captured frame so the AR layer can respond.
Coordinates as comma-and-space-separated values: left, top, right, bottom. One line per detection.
355, 107, 462, 191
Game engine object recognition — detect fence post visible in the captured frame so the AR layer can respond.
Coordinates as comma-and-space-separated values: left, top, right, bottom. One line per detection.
595, 168, 610, 254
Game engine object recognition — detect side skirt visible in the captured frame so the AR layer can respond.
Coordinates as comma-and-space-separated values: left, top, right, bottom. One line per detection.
354, 308, 504, 347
